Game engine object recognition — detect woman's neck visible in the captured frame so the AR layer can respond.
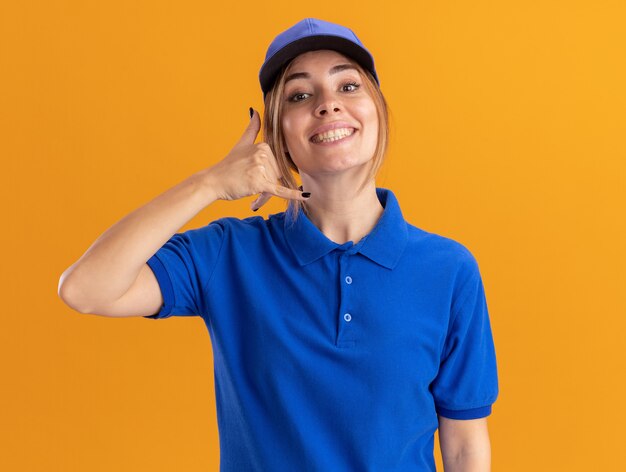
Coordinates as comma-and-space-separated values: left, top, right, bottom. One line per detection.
300, 177, 384, 245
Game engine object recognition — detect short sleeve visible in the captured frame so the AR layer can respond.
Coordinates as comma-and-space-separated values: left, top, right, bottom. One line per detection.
431, 254, 499, 420
143, 222, 224, 319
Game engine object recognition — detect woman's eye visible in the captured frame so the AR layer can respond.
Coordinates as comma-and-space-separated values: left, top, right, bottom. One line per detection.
289, 92, 310, 102
343, 82, 360, 92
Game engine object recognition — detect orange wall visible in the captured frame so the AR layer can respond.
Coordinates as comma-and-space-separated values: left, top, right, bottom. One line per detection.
2, 1, 625, 470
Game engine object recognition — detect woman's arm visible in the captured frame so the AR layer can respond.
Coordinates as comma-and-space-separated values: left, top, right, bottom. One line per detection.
58, 110, 308, 316
58, 169, 217, 316
438, 416, 491, 472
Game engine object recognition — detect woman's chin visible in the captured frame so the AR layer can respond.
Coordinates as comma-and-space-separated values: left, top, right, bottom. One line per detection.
299, 159, 373, 178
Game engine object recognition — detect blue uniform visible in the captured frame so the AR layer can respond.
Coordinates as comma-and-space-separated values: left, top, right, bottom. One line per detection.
145, 188, 498, 471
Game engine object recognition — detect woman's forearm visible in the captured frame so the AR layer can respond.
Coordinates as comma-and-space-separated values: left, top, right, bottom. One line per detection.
58, 169, 218, 312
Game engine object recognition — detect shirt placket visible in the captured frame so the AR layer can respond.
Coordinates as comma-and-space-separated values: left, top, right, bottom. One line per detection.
335, 245, 357, 348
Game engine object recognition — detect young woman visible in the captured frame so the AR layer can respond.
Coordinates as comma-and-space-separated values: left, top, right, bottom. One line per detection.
59, 18, 498, 472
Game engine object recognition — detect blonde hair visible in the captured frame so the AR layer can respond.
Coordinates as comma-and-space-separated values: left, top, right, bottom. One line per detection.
262, 55, 390, 221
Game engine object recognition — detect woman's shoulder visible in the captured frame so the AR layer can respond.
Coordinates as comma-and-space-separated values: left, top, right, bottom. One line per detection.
192, 212, 287, 241
405, 223, 480, 272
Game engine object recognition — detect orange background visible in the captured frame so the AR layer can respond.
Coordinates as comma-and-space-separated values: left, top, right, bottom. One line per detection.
2, 1, 625, 470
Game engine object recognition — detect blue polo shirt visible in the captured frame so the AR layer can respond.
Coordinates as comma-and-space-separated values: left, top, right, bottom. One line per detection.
144, 188, 498, 471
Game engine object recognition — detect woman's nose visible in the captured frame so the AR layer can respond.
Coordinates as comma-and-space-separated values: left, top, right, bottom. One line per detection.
314, 91, 342, 116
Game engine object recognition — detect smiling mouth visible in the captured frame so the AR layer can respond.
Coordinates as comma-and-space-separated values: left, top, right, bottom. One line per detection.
310, 128, 356, 144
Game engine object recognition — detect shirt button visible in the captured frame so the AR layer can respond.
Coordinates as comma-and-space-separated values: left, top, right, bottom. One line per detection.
344, 313, 352, 322
345, 276, 353, 285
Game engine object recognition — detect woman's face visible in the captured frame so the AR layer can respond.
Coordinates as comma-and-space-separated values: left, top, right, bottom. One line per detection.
280, 50, 379, 178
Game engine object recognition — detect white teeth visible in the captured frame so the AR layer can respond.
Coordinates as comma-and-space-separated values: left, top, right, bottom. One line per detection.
312, 128, 355, 143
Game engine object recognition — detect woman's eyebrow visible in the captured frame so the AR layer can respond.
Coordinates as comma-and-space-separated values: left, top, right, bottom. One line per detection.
284, 64, 358, 84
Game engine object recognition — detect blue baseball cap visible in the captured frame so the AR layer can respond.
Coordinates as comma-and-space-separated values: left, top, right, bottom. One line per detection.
259, 18, 380, 99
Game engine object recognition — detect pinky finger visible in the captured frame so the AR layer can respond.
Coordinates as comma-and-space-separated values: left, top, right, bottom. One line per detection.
271, 185, 312, 202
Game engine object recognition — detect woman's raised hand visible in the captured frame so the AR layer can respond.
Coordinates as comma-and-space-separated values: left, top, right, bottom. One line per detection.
205, 108, 310, 211
58, 108, 310, 317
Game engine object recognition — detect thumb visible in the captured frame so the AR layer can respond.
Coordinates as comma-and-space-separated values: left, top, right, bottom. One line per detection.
236, 107, 261, 146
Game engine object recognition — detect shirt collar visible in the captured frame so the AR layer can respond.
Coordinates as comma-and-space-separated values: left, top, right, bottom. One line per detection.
284, 188, 408, 269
